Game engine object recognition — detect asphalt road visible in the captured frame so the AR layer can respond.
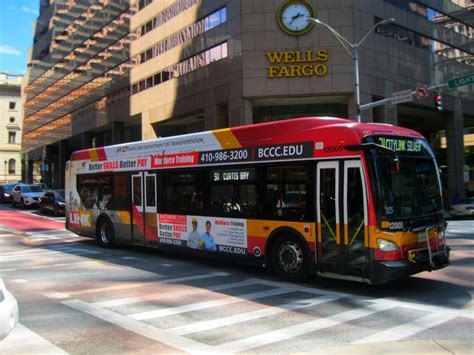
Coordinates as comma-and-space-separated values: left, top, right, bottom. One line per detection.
0, 204, 472, 354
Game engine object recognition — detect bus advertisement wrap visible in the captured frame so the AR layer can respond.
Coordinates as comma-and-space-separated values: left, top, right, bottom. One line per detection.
157, 214, 247, 254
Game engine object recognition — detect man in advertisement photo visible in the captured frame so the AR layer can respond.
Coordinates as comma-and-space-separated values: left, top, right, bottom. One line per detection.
199, 220, 216, 251
187, 217, 200, 249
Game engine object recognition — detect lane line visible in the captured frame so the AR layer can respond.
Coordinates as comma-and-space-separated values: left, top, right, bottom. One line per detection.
215, 302, 395, 353
172, 294, 338, 335
353, 312, 462, 344
63, 299, 212, 353
130, 288, 292, 320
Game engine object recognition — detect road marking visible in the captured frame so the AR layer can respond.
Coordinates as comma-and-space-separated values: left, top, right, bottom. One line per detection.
66, 272, 231, 296
64, 299, 212, 353
42, 291, 71, 299
0, 260, 100, 272
0, 248, 100, 262
215, 302, 395, 353
130, 287, 292, 320
121, 256, 142, 260
93, 279, 256, 308
10, 278, 27, 283
353, 312, 460, 344
172, 294, 337, 335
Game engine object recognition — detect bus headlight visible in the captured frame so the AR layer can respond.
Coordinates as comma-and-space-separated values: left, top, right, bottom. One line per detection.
377, 238, 398, 252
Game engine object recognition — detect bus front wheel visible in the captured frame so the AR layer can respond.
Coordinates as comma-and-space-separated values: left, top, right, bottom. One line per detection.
271, 235, 309, 282
97, 218, 115, 248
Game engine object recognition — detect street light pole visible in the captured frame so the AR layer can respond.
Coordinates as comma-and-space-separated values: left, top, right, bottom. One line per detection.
308, 17, 395, 122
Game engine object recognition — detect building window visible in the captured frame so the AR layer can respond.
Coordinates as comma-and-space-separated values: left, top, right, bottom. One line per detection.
8, 132, 16, 144
138, 0, 153, 10
9, 117, 15, 123
8, 159, 15, 174
136, 7, 227, 65
131, 42, 228, 95
138, 0, 199, 36
9, 102, 16, 110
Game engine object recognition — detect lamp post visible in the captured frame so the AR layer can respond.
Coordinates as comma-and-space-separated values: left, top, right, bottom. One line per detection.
4, 160, 7, 183
308, 17, 395, 122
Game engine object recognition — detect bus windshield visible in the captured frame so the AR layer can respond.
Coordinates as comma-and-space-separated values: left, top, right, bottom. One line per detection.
364, 136, 443, 220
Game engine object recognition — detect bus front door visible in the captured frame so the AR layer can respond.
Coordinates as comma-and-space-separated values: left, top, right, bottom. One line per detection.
131, 172, 157, 244
317, 160, 368, 278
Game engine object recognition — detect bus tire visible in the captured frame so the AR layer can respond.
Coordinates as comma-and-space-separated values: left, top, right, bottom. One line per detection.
271, 234, 309, 282
96, 218, 115, 248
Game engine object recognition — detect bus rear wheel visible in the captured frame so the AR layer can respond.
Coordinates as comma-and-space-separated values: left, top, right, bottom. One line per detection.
97, 218, 115, 248
271, 235, 309, 282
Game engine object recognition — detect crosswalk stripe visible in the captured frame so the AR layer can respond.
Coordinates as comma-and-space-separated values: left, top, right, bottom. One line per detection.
64, 299, 213, 353
215, 302, 395, 353
0, 260, 101, 272
93, 279, 257, 308
172, 294, 338, 335
353, 312, 460, 344
0, 248, 100, 262
130, 287, 293, 320
66, 272, 231, 296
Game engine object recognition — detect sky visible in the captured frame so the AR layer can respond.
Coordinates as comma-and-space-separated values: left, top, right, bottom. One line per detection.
0, 0, 39, 75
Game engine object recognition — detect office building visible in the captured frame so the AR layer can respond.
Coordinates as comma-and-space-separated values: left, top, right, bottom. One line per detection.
23, 0, 474, 201
0, 73, 23, 183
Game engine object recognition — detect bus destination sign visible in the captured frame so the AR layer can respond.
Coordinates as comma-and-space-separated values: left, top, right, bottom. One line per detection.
377, 137, 422, 153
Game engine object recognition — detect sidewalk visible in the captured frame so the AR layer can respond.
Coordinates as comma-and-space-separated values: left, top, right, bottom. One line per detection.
0, 323, 67, 354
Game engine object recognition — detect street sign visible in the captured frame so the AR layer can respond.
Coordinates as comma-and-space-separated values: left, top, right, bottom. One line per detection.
391, 89, 413, 104
448, 73, 474, 89
416, 85, 428, 99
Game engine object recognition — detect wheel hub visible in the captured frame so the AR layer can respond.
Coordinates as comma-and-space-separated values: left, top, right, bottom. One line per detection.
278, 241, 303, 273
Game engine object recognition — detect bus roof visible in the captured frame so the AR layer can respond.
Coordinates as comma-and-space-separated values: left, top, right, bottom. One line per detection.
70, 116, 424, 165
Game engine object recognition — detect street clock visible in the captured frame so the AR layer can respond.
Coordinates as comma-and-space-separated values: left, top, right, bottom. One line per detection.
277, 0, 315, 36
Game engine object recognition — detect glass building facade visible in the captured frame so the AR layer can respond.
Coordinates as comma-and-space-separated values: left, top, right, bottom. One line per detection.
23, 0, 474, 202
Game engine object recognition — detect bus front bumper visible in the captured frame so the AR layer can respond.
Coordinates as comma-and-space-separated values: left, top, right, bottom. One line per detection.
372, 246, 450, 284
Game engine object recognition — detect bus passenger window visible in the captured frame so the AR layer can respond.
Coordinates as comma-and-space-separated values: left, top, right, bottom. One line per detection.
264, 165, 308, 220
210, 168, 257, 217
162, 172, 201, 213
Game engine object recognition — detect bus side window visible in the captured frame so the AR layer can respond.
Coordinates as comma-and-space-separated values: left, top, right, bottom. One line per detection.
162, 171, 202, 214
209, 168, 257, 217
109, 173, 130, 210
264, 165, 308, 221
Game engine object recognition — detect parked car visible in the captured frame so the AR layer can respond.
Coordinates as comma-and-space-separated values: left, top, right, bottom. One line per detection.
0, 184, 15, 203
39, 189, 65, 216
11, 183, 45, 208
0, 278, 18, 340
449, 198, 474, 218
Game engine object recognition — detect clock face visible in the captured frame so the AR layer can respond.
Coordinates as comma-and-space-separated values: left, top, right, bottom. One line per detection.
278, 2, 315, 35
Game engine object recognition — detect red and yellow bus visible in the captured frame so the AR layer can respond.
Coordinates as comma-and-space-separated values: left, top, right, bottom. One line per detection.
65, 117, 449, 283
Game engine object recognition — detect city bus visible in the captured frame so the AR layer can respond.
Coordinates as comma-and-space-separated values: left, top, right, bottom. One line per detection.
65, 117, 449, 284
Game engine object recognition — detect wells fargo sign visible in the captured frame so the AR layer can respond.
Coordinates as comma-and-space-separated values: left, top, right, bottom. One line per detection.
266, 49, 329, 78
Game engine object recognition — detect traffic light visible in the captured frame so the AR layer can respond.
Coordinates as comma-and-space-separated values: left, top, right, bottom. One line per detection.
434, 92, 443, 111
